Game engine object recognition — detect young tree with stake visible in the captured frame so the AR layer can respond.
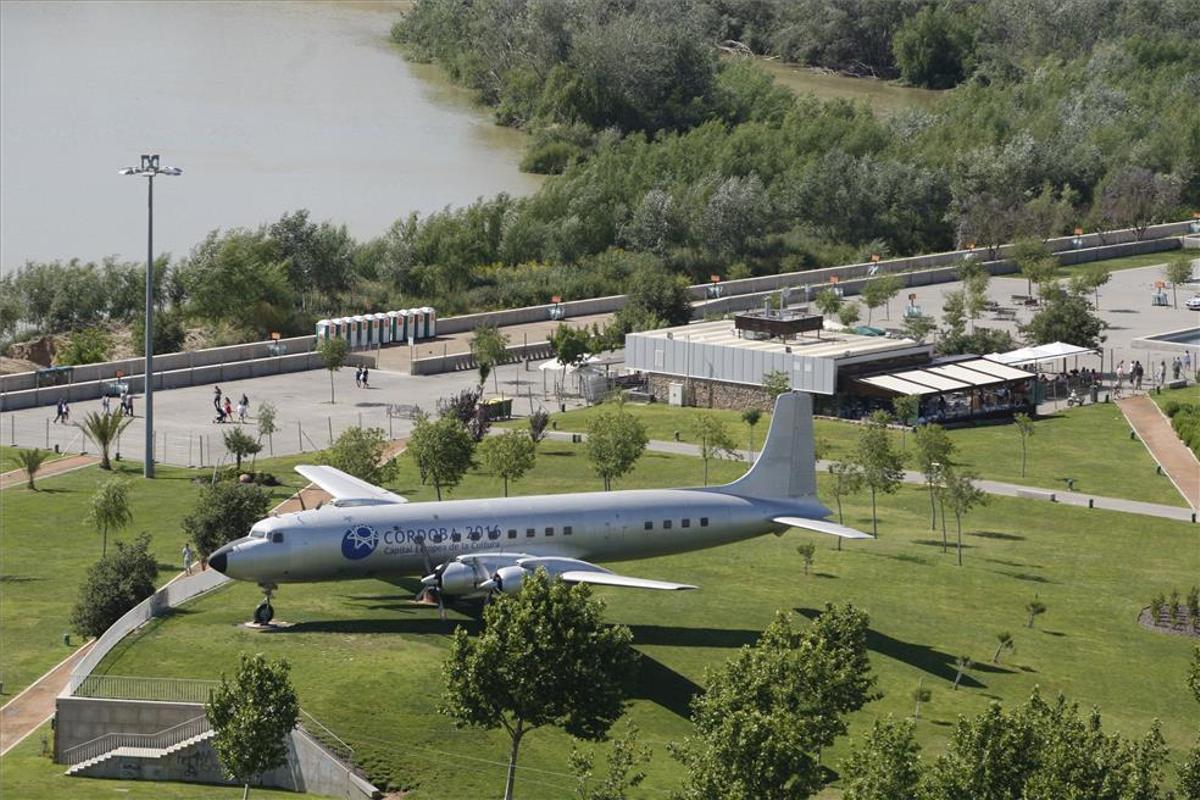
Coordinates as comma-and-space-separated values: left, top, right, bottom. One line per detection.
477, 429, 537, 496
206, 653, 299, 800
913, 423, 954, 531
892, 394, 920, 450
1164, 255, 1194, 309
855, 411, 904, 537
317, 337, 349, 404
992, 631, 1015, 664
826, 460, 864, 550
408, 415, 475, 501
222, 427, 262, 473
1025, 597, 1047, 628
741, 408, 761, 463
256, 401, 278, 456
471, 324, 510, 392
796, 541, 816, 576
1013, 412, 1034, 478
943, 468, 987, 566
585, 407, 648, 491
690, 413, 738, 485
441, 570, 638, 800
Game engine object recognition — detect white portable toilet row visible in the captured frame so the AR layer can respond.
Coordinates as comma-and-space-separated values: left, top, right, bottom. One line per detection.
316, 307, 436, 348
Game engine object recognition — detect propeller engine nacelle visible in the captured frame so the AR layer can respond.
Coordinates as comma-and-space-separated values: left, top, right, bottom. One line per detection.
434, 562, 480, 596
489, 565, 526, 595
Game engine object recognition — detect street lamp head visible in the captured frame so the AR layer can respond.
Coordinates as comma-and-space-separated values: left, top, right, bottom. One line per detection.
118, 167, 138, 175
119, 155, 182, 177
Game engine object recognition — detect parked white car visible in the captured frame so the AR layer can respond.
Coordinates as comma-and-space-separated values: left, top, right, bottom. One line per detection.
1187, 294, 1200, 311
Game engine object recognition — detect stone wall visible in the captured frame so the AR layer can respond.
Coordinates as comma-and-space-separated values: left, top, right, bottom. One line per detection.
647, 373, 774, 412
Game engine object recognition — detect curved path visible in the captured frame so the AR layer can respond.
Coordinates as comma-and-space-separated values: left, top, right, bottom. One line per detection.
0, 454, 99, 490
1118, 395, 1199, 511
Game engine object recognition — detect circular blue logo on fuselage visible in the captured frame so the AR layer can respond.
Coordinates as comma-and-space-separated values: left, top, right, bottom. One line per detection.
341, 526, 379, 560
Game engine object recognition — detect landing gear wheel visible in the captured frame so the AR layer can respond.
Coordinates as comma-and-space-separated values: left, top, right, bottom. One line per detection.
254, 601, 275, 625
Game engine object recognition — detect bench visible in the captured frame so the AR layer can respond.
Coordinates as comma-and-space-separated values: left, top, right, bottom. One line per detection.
386, 403, 423, 420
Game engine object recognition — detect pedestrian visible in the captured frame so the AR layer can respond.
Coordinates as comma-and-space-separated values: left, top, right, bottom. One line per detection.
1173, 357, 1182, 381
355, 365, 363, 388
53, 399, 66, 424
224, 396, 234, 421
182, 543, 194, 576
62, 400, 70, 424
1158, 360, 1167, 387
1116, 360, 1126, 389
101, 394, 111, 414
125, 395, 134, 417
361, 366, 369, 388
213, 385, 222, 404
1185, 351, 1193, 375
237, 393, 249, 423
1133, 361, 1143, 391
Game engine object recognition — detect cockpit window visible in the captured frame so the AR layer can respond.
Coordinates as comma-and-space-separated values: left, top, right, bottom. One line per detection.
271, 532, 285, 544
251, 528, 267, 539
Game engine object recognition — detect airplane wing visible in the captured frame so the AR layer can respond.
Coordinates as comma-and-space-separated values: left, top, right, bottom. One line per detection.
774, 516, 874, 539
455, 554, 697, 591
295, 465, 407, 506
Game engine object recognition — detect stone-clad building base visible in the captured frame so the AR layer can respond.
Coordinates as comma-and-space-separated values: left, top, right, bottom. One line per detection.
646, 373, 774, 412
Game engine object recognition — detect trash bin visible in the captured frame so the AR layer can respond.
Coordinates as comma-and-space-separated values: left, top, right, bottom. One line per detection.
1089, 385, 1099, 404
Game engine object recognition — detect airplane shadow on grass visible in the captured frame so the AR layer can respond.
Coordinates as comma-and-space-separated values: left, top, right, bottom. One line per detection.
795, 608, 1014, 689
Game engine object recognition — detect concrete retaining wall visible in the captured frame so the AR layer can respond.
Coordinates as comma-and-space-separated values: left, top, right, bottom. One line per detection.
410, 341, 556, 376
55, 697, 201, 756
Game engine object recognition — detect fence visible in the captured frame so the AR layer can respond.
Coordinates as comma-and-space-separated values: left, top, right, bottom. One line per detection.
72, 674, 220, 703
60, 712, 210, 768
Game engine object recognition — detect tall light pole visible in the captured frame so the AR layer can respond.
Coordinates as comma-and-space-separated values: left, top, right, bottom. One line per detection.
119, 155, 182, 478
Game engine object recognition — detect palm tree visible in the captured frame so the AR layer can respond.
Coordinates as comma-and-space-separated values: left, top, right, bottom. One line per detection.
953, 655, 972, 690
10, 448, 50, 490
88, 477, 133, 556
992, 631, 1015, 663
1025, 597, 1047, 628
79, 411, 133, 470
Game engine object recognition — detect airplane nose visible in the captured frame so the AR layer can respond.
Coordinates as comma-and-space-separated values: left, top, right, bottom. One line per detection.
208, 551, 228, 574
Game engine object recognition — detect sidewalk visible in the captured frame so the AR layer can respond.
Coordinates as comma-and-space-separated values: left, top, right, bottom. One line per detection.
1118, 395, 1200, 510
0, 643, 94, 756
0, 454, 99, 490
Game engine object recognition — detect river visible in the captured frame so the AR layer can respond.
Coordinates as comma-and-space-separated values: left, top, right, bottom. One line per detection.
0, 0, 541, 272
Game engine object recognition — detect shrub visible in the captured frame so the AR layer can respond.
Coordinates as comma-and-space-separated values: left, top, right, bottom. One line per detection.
182, 481, 272, 557
56, 327, 112, 366
327, 426, 398, 486
1162, 400, 1182, 418
520, 140, 581, 174
1149, 592, 1165, 623
70, 533, 157, 638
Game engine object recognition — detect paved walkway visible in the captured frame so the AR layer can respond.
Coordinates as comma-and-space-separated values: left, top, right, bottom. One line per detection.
0, 454, 99, 490
0, 642, 94, 756
540, 432, 1198, 524
1118, 395, 1199, 510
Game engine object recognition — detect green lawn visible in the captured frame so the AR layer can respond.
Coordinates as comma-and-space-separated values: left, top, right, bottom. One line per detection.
1055, 250, 1189, 279
1153, 383, 1200, 409
502, 399, 1186, 505
0, 722, 307, 800
754, 58, 944, 115
78, 442, 1199, 799
0, 445, 66, 469
0, 454, 315, 701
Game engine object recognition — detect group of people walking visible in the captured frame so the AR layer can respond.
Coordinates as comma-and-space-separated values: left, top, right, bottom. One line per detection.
101, 388, 135, 417
1115, 353, 1193, 394
212, 385, 249, 424
355, 365, 370, 388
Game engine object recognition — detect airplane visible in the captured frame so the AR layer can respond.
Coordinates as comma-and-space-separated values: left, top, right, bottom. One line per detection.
207, 391, 872, 624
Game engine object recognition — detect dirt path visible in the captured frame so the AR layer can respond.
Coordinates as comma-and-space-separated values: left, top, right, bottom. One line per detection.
0, 642, 95, 756
1118, 395, 1200, 510
0, 453, 99, 490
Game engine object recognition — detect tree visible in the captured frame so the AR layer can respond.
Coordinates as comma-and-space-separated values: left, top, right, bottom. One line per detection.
70, 533, 157, 638
864, 273, 903, 323
826, 460, 864, 529
1099, 166, 1181, 239
893, 4, 976, 88
892, 394, 920, 449
182, 481, 272, 558
691, 413, 737, 485
796, 541, 816, 576
953, 655, 973, 691
838, 301, 862, 328
257, 401, 278, 455
317, 337, 349, 404
9, 448, 50, 490
761, 369, 790, 400
1081, 263, 1110, 310
841, 715, 922, 800
55, 327, 113, 366
528, 408, 550, 443
549, 323, 592, 369
472, 324, 510, 392
1025, 597, 1047, 628
902, 313, 936, 343
673, 605, 875, 800
741, 408, 762, 461
992, 631, 1015, 664
441, 570, 638, 800
913, 424, 955, 531
1022, 286, 1107, 349
478, 429, 537, 496
87, 476, 133, 557
1013, 413, 1034, 478
911, 679, 932, 719
585, 407, 648, 491
1164, 255, 1194, 309
206, 653, 300, 800
569, 721, 651, 800
814, 288, 842, 319
1011, 238, 1056, 296
327, 426, 398, 486
131, 308, 186, 356
79, 410, 133, 471
855, 411, 904, 537
408, 415, 476, 501
1189, 645, 1200, 705
943, 468, 987, 566
223, 427, 262, 473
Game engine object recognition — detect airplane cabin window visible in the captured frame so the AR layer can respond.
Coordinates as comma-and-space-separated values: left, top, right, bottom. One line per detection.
700, 517, 709, 527
563, 525, 573, 535
526, 528, 535, 537
663, 520, 672, 529
507, 529, 517, 539
681, 518, 690, 528
271, 532, 284, 543
545, 527, 554, 537
644, 521, 653, 530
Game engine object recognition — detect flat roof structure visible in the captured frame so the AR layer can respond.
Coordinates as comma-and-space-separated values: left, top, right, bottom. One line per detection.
625, 319, 930, 395
856, 358, 1035, 397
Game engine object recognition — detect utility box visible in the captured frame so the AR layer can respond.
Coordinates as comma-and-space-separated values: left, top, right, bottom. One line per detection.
668, 382, 685, 406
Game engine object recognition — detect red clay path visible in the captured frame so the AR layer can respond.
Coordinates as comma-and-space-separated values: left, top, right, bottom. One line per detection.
1118, 395, 1200, 510
0, 642, 95, 756
0, 454, 99, 490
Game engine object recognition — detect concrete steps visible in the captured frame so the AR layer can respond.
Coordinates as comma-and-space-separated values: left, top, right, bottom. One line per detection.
65, 729, 214, 776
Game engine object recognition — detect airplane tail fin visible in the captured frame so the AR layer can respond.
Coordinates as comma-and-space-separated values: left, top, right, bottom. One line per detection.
716, 392, 817, 500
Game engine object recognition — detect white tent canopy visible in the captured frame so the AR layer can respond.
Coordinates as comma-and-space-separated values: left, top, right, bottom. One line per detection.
986, 342, 1099, 367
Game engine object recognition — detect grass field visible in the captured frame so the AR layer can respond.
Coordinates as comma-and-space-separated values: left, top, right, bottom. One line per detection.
755, 58, 943, 115
1054, 250, 1192, 279
80, 442, 1199, 799
502, 398, 1186, 505
0, 454, 314, 701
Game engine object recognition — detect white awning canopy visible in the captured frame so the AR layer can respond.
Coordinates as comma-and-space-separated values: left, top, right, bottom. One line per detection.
986, 342, 1100, 366
857, 358, 1034, 396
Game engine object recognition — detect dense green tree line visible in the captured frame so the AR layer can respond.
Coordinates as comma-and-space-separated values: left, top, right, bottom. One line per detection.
2, 1, 1196, 351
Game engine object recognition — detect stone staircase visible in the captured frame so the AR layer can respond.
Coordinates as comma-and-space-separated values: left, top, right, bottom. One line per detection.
62, 713, 212, 776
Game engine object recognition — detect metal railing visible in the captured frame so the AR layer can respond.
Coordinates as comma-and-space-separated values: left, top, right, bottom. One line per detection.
61, 713, 210, 767
73, 674, 219, 703
299, 709, 356, 769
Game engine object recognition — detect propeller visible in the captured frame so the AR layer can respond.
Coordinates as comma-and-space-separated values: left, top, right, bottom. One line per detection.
414, 536, 446, 620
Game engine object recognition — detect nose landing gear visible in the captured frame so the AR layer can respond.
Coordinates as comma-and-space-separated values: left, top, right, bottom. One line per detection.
254, 583, 277, 625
